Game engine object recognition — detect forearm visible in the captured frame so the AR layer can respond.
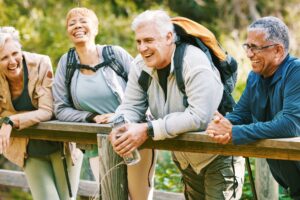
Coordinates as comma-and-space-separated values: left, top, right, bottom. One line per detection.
151, 111, 207, 140
54, 103, 94, 122
11, 109, 53, 130
232, 114, 299, 144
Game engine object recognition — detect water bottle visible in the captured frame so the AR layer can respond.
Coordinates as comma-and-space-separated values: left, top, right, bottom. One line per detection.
112, 115, 141, 165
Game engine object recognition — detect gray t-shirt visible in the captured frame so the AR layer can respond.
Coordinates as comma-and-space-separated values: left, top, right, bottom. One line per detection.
76, 69, 119, 114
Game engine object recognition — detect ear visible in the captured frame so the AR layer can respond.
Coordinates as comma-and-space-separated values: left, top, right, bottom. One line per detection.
94, 26, 99, 36
275, 44, 285, 60
166, 32, 173, 45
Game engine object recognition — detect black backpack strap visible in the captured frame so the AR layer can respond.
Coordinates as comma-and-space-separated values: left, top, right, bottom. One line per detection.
65, 47, 77, 105
174, 43, 189, 107
138, 70, 152, 92
194, 38, 213, 64
102, 45, 128, 82
137, 70, 151, 110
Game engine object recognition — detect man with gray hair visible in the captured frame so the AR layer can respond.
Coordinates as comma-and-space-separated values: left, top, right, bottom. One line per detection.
207, 16, 300, 199
110, 9, 245, 199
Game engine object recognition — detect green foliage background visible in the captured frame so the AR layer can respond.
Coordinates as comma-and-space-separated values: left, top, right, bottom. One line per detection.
1, 0, 300, 199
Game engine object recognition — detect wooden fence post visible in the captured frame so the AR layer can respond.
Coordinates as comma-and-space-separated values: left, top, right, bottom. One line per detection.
97, 134, 128, 200
255, 158, 278, 200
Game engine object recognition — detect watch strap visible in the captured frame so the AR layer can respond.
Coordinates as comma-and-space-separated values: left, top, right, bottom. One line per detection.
3, 117, 14, 127
147, 121, 154, 138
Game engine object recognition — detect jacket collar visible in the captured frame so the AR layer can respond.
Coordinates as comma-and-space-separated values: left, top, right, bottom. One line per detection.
139, 44, 176, 72
23, 52, 39, 98
269, 54, 290, 86
23, 51, 39, 80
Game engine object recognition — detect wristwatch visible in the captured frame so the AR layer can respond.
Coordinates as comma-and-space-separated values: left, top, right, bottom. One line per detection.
147, 121, 154, 138
2, 117, 14, 127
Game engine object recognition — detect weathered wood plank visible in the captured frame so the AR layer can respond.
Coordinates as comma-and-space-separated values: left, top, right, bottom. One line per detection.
0, 169, 100, 196
0, 169, 183, 200
0, 169, 28, 188
10, 121, 300, 160
142, 132, 300, 161
153, 190, 185, 200
142, 135, 300, 160
22, 120, 111, 133
98, 134, 128, 200
11, 120, 111, 144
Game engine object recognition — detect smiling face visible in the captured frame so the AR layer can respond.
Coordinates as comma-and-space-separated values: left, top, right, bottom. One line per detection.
0, 37, 23, 79
135, 22, 174, 69
245, 30, 284, 77
67, 14, 98, 46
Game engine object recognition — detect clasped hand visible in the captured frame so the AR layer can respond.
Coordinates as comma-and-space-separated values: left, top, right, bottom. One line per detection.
206, 111, 232, 144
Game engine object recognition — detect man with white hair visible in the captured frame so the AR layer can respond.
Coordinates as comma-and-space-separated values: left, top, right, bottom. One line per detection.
207, 16, 300, 199
110, 10, 245, 199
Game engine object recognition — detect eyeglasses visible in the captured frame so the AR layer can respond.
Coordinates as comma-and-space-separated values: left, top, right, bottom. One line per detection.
242, 43, 278, 54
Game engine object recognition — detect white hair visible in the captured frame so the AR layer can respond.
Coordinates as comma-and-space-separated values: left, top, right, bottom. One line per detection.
131, 10, 176, 40
0, 26, 21, 49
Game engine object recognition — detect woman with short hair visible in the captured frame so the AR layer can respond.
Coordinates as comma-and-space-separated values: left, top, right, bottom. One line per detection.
53, 7, 156, 199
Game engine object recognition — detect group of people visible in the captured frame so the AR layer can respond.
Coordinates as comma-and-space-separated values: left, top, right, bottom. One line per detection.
0, 6, 299, 200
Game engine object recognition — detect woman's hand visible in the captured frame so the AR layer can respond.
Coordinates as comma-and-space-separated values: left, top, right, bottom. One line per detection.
0, 124, 13, 154
93, 113, 114, 124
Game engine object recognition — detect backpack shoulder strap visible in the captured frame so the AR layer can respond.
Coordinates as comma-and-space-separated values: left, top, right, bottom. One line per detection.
194, 38, 213, 64
65, 47, 76, 84
174, 43, 189, 107
138, 70, 152, 92
102, 45, 128, 82
65, 47, 77, 105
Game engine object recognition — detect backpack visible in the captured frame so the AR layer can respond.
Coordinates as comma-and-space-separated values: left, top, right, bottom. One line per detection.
138, 17, 238, 115
65, 45, 127, 105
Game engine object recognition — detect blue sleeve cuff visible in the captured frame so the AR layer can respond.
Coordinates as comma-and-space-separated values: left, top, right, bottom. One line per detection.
232, 125, 255, 145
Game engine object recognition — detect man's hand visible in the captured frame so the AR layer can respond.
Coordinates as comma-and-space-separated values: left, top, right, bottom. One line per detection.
109, 123, 148, 156
206, 111, 232, 144
93, 113, 114, 124
0, 124, 12, 154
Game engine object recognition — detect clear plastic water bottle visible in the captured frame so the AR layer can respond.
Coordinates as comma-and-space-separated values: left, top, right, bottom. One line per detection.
112, 115, 141, 165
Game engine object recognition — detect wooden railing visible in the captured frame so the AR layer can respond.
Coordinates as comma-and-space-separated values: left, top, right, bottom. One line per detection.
3, 120, 300, 199
11, 120, 300, 160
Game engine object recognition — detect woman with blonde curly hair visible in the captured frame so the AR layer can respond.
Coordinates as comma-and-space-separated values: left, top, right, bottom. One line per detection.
0, 26, 83, 200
